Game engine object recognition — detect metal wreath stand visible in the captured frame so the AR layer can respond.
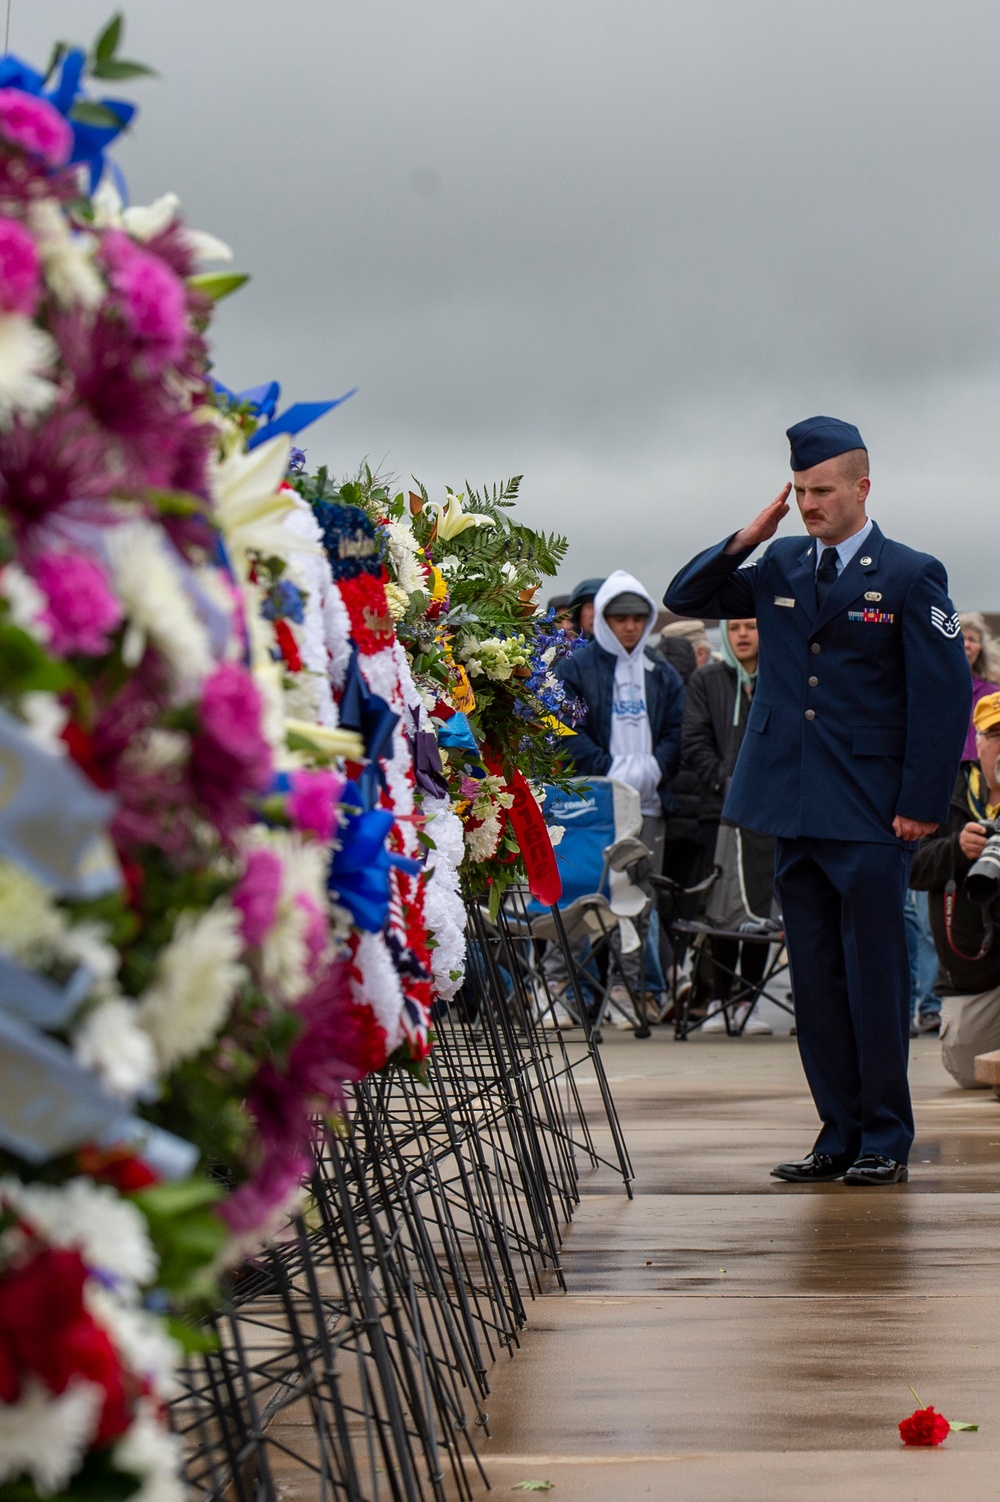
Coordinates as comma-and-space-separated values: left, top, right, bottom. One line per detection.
171, 887, 631, 1501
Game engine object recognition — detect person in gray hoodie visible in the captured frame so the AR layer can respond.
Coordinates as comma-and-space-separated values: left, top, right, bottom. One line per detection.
554, 571, 685, 1022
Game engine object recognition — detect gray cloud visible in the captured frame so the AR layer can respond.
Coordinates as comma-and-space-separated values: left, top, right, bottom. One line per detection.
14, 0, 1000, 602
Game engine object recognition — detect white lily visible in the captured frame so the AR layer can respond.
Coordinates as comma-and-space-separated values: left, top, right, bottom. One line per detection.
210, 435, 320, 581
425, 489, 494, 541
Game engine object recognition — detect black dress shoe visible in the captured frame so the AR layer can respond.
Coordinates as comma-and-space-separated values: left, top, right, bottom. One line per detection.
843, 1154, 908, 1186
770, 1152, 849, 1183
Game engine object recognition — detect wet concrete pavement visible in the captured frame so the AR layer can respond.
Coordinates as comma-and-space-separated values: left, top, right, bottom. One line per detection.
473, 1032, 1000, 1500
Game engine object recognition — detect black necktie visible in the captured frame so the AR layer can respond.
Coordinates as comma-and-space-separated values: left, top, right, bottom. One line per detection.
815, 547, 839, 608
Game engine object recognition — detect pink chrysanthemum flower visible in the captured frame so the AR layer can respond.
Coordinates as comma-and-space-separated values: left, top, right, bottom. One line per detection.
0, 89, 73, 166
32, 549, 122, 657
0, 216, 41, 316
232, 848, 283, 948
287, 768, 345, 843
191, 663, 273, 838
102, 228, 188, 371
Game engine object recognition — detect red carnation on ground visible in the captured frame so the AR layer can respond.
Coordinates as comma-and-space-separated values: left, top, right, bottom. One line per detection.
899, 1405, 951, 1446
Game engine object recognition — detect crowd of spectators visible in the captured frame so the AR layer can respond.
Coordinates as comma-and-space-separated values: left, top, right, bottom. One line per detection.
545, 579, 1000, 1081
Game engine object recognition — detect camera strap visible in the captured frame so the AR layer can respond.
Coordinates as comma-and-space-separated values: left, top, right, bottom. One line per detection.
943, 879, 994, 961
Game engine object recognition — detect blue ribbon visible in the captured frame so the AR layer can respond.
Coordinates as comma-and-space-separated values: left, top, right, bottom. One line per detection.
212, 379, 357, 451
436, 711, 478, 753
338, 648, 399, 765
0, 49, 136, 190
327, 783, 421, 932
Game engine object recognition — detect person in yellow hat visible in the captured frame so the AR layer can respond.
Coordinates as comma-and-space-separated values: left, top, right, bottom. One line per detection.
910, 690, 1000, 1086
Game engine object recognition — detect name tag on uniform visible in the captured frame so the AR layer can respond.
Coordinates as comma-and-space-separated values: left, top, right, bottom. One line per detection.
774, 596, 795, 608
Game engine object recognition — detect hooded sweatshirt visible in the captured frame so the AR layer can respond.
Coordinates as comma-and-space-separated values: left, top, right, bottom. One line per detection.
592, 570, 662, 815
719, 620, 758, 725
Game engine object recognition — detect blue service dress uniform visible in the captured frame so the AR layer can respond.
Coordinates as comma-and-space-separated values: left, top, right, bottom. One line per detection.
664, 520, 970, 1164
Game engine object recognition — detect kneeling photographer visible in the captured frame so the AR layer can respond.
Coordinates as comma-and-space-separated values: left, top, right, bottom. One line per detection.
910, 692, 1000, 1086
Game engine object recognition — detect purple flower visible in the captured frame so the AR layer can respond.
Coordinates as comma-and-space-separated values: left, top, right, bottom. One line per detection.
32, 549, 122, 657
0, 408, 113, 529
0, 216, 40, 316
287, 768, 344, 843
191, 663, 273, 838
102, 229, 187, 372
199, 663, 269, 765
289, 447, 306, 473
232, 848, 283, 947
0, 89, 72, 166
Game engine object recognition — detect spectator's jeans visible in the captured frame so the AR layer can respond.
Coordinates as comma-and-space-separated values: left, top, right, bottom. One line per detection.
904, 890, 939, 1020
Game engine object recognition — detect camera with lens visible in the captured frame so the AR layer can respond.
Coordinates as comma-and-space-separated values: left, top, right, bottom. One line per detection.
964, 819, 1000, 906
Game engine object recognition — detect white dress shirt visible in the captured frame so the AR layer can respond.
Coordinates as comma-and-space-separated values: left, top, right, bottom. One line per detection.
815, 515, 873, 577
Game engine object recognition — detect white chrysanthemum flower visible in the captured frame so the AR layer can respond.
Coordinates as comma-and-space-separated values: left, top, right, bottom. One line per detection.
0, 1177, 157, 1285
19, 690, 69, 754
350, 931, 405, 1051
0, 1378, 103, 1493
422, 798, 466, 1000
113, 1400, 186, 1502
0, 312, 57, 425
465, 810, 502, 862
121, 728, 190, 777
0, 858, 65, 964
242, 829, 330, 1003
86, 1288, 181, 1397
383, 521, 425, 594
58, 919, 120, 987
137, 904, 247, 1068
73, 998, 158, 1098
384, 581, 409, 622
1, 561, 50, 640
105, 520, 213, 690
28, 198, 103, 310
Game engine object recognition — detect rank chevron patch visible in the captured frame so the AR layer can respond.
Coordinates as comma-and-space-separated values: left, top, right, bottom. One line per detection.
930, 605, 961, 638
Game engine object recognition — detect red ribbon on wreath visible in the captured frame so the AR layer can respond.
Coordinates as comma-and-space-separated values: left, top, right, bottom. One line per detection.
482, 749, 562, 907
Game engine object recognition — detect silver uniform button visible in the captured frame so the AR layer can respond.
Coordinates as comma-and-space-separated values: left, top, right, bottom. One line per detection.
808, 676, 818, 687
811, 642, 821, 654
805, 709, 816, 720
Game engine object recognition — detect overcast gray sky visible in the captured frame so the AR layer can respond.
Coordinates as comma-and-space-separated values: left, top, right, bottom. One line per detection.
13, 1, 1000, 602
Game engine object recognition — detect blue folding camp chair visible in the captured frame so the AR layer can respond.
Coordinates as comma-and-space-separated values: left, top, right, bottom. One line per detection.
525, 778, 656, 1039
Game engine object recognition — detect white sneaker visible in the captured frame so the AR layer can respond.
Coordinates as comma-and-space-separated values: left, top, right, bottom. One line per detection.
607, 985, 640, 1028
700, 1001, 728, 1033
734, 1001, 772, 1036
541, 996, 579, 1029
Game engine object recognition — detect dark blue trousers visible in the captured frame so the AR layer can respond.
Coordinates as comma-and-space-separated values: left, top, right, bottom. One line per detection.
774, 838, 914, 1165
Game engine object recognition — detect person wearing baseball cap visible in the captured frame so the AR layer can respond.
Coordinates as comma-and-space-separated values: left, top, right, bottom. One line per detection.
910, 689, 1000, 1086
664, 415, 970, 1186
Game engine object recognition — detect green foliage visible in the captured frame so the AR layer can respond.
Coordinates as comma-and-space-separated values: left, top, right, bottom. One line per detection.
133, 1177, 229, 1302
0, 622, 77, 698
90, 12, 157, 80
0, 1450, 141, 1502
188, 271, 250, 302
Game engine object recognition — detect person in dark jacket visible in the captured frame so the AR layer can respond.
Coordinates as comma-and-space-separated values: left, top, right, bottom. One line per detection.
683, 619, 776, 1034
910, 691, 1000, 1085
554, 571, 684, 1021
656, 631, 698, 686
567, 577, 604, 639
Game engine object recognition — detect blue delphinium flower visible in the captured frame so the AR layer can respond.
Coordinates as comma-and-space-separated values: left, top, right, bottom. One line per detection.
261, 579, 306, 623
